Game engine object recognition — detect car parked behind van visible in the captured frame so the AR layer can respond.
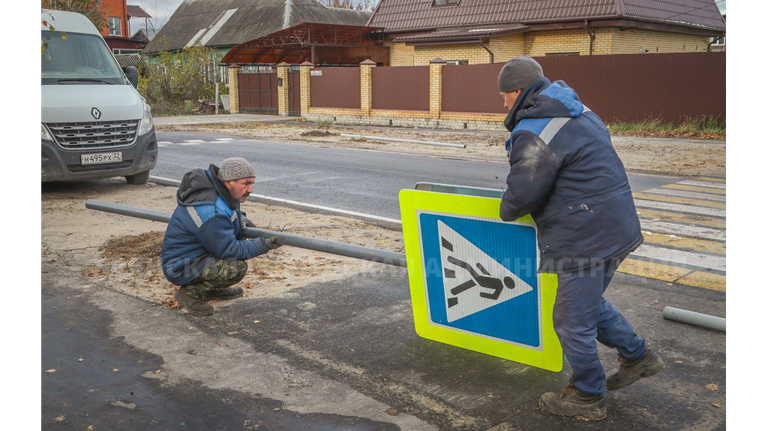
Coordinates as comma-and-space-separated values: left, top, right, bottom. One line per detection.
41, 8, 157, 184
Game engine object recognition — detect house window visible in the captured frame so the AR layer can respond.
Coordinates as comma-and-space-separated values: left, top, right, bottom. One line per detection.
545, 52, 580, 56
445, 60, 469, 65
710, 36, 725, 46
108, 17, 122, 36
113, 49, 142, 55
434, 0, 460, 6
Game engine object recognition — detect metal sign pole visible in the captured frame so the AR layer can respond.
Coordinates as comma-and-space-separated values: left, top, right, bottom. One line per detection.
85, 200, 407, 268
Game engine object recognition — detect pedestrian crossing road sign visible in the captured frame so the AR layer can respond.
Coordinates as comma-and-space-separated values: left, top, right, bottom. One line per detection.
399, 188, 562, 372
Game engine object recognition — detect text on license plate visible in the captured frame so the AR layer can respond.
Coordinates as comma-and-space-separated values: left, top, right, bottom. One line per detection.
81, 152, 123, 165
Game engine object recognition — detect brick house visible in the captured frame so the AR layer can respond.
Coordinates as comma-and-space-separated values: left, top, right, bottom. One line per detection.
367, 0, 726, 66
100, 0, 129, 38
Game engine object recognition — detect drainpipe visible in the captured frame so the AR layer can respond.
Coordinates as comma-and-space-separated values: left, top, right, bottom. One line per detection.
479, 39, 494, 63
584, 20, 595, 55
283, 0, 292, 29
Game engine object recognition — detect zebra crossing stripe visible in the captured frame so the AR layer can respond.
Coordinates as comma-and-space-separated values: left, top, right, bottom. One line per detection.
643, 187, 726, 202
677, 180, 726, 189
633, 199, 725, 218
661, 183, 726, 195
633, 192, 725, 209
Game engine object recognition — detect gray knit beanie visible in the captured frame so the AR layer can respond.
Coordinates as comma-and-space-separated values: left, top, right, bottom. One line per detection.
498, 56, 544, 92
218, 157, 256, 181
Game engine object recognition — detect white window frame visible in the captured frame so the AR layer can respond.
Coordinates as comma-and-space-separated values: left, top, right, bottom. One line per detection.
710, 36, 725, 46
108, 17, 122, 36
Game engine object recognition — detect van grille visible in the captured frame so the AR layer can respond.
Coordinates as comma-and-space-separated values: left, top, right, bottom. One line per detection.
45, 120, 139, 150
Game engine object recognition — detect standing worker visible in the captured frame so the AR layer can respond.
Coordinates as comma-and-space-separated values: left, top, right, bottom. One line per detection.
161, 157, 282, 316
497, 56, 665, 420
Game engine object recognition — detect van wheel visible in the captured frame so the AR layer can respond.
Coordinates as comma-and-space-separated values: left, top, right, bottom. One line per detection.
125, 170, 150, 185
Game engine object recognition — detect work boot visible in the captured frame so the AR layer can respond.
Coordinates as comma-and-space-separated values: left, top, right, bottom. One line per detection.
539, 380, 606, 421
606, 347, 666, 391
174, 287, 214, 316
202, 287, 244, 301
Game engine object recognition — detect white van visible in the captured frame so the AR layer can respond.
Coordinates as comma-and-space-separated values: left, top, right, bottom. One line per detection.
41, 9, 157, 184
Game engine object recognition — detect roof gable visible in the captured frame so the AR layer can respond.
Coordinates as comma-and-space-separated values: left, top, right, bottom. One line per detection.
146, 0, 371, 53
367, 0, 725, 33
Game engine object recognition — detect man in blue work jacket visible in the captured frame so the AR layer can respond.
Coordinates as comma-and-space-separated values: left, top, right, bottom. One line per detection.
161, 157, 281, 316
497, 56, 665, 420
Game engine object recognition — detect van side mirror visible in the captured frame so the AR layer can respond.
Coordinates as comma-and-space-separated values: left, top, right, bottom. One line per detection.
123, 66, 139, 89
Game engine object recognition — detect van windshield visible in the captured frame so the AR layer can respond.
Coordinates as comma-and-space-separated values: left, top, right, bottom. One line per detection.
42, 31, 125, 85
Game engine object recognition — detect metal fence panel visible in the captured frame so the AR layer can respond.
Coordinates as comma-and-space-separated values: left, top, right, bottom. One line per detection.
440, 53, 725, 124
310, 68, 361, 109
536, 52, 726, 124
442, 63, 506, 114
372, 66, 430, 111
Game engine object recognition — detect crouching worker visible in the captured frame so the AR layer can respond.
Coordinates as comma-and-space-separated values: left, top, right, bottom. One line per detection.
161, 157, 282, 316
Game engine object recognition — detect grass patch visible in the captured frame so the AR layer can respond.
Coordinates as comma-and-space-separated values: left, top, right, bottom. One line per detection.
608, 115, 725, 137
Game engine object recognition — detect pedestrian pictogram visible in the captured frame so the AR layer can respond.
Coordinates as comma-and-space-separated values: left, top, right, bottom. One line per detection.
438, 220, 534, 322
400, 186, 562, 372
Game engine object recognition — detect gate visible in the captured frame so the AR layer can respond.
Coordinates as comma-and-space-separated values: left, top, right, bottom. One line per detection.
238, 66, 278, 115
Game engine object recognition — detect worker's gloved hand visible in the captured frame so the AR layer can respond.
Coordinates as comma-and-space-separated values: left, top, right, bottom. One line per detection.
264, 236, 282, 250
240, 211, 257, 230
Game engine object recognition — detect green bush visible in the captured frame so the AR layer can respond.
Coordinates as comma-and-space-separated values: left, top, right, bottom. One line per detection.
139, 40, 220, 116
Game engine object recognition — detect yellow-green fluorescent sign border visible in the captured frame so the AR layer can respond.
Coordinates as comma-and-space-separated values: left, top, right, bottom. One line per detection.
399, 189, 562, 372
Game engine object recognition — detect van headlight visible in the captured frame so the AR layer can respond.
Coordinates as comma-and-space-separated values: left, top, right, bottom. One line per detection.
42, 123, 53, 141
138, 101, 154, 135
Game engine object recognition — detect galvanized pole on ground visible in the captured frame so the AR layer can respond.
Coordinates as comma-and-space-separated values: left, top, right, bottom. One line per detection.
662, 306, 726, 332
85, 200, 407, 268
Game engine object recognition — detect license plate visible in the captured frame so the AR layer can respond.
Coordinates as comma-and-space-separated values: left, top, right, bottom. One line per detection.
81, 152, 122, 165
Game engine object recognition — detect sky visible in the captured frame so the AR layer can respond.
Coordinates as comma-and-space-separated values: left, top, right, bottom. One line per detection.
129, 0, 184, 29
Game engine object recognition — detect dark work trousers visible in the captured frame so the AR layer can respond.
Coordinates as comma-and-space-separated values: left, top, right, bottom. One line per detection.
553, 257, 646, 396
183, 259, 248, 299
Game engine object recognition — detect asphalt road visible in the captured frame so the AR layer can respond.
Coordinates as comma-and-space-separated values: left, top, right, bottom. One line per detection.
152, 131, 681, 221
41, 248, 726, 431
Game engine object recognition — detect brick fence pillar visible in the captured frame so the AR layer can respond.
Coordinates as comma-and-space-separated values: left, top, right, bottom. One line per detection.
227, 64, 240, 113
429, 58, 446, 119
276, 62, 290, 117
360, 59, 376, 116
299, 61, 313, 117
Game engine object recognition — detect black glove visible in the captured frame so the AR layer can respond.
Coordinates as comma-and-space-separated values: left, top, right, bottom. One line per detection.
264, 236, 282, 250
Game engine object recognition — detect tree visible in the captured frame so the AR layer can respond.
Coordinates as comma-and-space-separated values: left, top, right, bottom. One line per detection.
41, 0, 108, 33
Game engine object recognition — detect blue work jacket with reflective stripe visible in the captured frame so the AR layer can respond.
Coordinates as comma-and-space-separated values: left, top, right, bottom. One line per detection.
500, 77, 643, 273
161, 165, 269, 286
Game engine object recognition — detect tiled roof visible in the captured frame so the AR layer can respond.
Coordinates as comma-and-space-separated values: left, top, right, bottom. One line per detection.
368, 0, 725, 33
145, 0, 371, 53
127, 5, 151, 19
